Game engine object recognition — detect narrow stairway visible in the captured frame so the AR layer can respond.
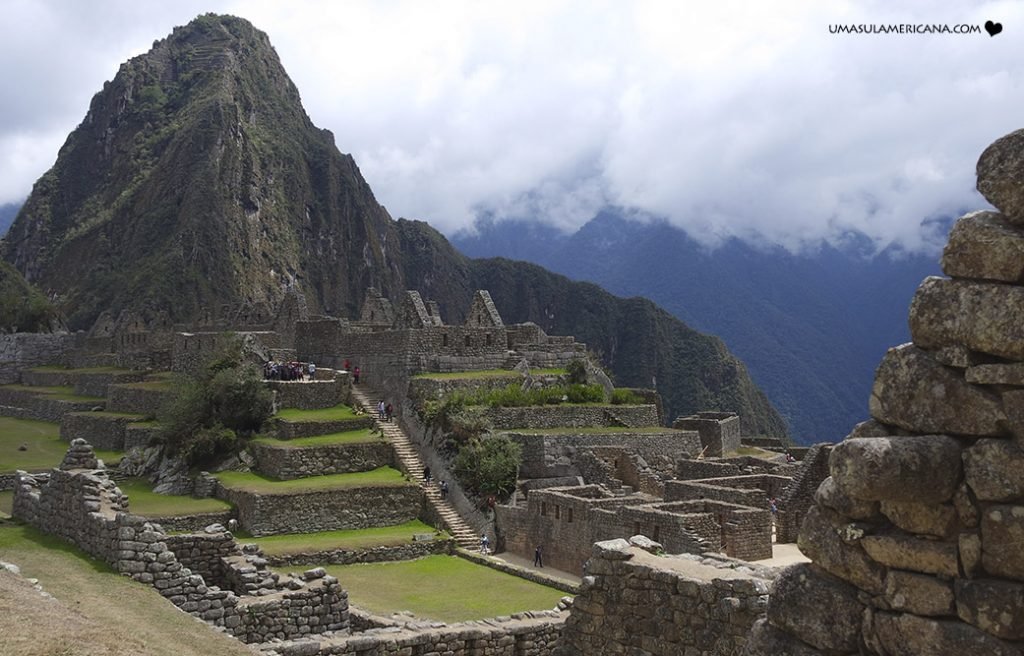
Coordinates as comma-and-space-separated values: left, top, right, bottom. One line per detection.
349, 385, 479, 549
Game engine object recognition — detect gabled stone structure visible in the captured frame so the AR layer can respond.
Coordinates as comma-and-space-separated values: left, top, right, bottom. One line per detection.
746, 129, 1024, 655
465, 289, 504, 328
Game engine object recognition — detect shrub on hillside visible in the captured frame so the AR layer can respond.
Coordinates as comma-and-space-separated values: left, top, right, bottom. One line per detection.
610, 389, 644, 405
452, 436, 522, 501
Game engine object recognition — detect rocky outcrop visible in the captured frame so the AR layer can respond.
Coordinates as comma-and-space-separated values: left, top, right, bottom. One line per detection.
746, 128, 1024, 655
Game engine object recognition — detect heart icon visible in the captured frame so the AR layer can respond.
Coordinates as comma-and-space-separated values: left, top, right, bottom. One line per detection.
985, 20, 1003, 36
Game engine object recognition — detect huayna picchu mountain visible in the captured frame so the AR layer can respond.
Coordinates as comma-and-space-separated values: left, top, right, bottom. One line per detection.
1, 13, 787, 438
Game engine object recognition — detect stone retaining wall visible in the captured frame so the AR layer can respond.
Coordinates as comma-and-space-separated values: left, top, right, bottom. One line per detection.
144, 510, 236, 534
273, 416, 374, 440
251, 440, 393, 480
456, 549, 580, 594
105, 383, 171, 415
124, 422, 162, 450
555, 540, 770, 655
267, 373, 349, 410
486, 405, 660, 431
164, 531, 236, 588
220, 484, 423, 536
0, 333, 77, 385
508, 430, 701, 479
774, 443, 831, 544
11, 441, 349, 643
675, 458, 744, 480
263, 537, 455, 567
0, 472, 14, 491
60, 412, 144, 451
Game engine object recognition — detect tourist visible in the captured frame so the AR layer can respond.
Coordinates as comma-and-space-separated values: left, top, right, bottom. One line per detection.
480, 534, 490, 554
534, 545, 543, 568
343, 358, 351, 371
423, 466, 432, 483
385, 402, 393, 422
769, 497, 778, 517
308, 361, 316, 380
785, 451, 796, 463
353, 366, 360, 384
440, 480, 448, 499
378, 400, 386, 420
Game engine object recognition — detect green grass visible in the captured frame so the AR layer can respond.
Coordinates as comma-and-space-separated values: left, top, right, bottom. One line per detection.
74, 411, 150, 420
413, 368, 566, 380
252, 428, 378, 448
0, 417, 64, 472
119, 380, 172, 391
29, 365, 132, 374
215, 467, 408, 493
0, 490, 12, 517
241, 520, 442, 555
0, 384, 104, 402
275, 404, 359, 422
324, 555, 567, 622
117, 478, 232, 516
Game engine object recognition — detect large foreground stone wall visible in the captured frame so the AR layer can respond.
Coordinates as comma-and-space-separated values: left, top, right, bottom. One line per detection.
746, 130, 1024, 655
556, 539, 770, 656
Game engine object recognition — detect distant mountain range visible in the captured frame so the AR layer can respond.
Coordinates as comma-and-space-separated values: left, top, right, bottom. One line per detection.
452, 211, 944, 444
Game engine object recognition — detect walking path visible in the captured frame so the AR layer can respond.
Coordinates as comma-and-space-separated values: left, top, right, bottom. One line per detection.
349, 385, 478, 549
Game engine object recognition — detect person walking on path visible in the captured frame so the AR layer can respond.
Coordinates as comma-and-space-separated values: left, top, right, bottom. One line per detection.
423, 466, 432, 483
534, 545, 543, 568
353, 366, 360, 384
378, 400, 386, 421
385, 402, 393, 422
480, 534, 490, 554
440, 480, 448, 499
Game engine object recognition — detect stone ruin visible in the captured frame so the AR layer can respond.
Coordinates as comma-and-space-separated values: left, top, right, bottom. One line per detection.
744, 129, 1024, 654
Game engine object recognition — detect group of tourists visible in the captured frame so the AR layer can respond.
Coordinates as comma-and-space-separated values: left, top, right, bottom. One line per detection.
264, 360, 315, 381
343, 359, 360, 384
377, 400, 394, 422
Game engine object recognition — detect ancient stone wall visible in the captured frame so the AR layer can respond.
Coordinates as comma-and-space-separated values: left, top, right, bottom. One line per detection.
251, 441, 393, 480
746, 131, 1024, 655
262, 537, 455, 568
105, 382, 169, 415
0, 387, 101, 421
556, 539, 770, 656
220, 484, 422, 536
273, 415, 374, 439
510, 430, 701, 480
11, 441, 349, 643
164, 531, 236, 589
487, 405, 660, 431
60, 412, 143, 451
267, 373, 349, 410
672, 411, 742, 457
0, 333, 78, 384
774, 443, 832, 544
675, 458, 744, 479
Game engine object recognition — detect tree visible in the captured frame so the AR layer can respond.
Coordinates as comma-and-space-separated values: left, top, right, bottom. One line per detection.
453, 436, 522, 500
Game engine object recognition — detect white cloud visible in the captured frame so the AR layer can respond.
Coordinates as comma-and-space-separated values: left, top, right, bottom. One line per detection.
0, 0, 1020, 252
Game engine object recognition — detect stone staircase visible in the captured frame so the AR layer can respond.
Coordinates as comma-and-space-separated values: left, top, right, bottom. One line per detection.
349, 385, 478, 549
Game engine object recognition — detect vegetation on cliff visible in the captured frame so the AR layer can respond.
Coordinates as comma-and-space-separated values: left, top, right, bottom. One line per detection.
0, 260, 59, 332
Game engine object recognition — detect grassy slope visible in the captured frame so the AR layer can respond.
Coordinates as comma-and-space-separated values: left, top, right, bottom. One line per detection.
0, 523, 256, 656
215, 467, 408, 493
242, 520, 441, 555
275, 405, 359, 422
252, 428, 377, 448
118, 478, 232, 516
0, 417, 119, 472
325, 555, 566, 622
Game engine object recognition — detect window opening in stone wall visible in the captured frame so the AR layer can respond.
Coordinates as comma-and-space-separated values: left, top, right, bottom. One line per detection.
486, 333, 492, 346
555, 505, 560, 519
465, 335, 471, 347
541, 502, 547, 516
634, 521, 641, 535
568, 508, 574, 523
653, 525, 660, 542
443, 333, 449, 347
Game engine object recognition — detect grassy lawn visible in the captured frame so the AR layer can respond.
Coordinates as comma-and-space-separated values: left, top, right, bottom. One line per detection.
29, 365, 132, 374
275, 404, 359, 422
0, 384, 104, 402
216, 467, 408, 493
0, 523, 255, 656
0, 416, 123, 473
325, 555, 567, 622
0, 490, 11, 518
118, 478, 232, 516
729, 445, 779, 458
119, 379, 173, 391
241, 520, 442, 555
413, 368, 566, 380
252, 428, 378, 448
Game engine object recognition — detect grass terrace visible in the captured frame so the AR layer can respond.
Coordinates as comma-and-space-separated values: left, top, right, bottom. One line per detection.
0, 524, 256, 656
252, 428, 377, 448
413, 368, 566, 380
28, 365, 133, 374
323, 555, 567, 622
215, 467, 408, 494
275, 404, 359, 422
119, 379, 174, 391
118, 478, 232, 516
0, 490, 11, 517
240, 520, 442, 556
0, 417, 121, 472
0, 384, 104, 402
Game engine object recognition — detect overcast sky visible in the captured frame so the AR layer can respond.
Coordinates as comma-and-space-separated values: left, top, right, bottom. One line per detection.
1, 0, 1021, 253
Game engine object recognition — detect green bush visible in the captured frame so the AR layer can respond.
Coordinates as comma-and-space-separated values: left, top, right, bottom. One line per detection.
566, 359, 588, 384
610, 389, 644, 405
453, 436, 522, 500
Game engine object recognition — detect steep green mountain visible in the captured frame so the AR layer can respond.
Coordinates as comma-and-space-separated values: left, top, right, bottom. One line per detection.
1, 14, 786, 437
0, 203, 20, 237
0, 259, 59, 332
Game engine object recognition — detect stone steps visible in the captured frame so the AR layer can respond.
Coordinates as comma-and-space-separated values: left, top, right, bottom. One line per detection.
350, 386, 479, 549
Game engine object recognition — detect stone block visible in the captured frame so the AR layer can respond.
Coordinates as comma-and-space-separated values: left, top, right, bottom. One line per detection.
860, 533, 958, 577
967, 362, 1024, 385
766, 564, 862, 653
910, 276, 1024, 362
963, 438, 1024, 502
870, 344, 1004, 435
742, 619, 827, 656
977, 128, 1024, 224
867, 611, 1019, 656
879, 500, 959, 539
883, 570, 955, 616
959, 532, 983, 578
797, 506, 886, 595
981, 504, 1024, 581
942, 210, 1024, 282
829, 435, 962, 503
956, 578, 1024, 640
815, 476, 879, 520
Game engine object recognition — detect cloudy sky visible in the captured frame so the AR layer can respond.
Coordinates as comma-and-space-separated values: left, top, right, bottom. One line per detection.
0, 0, 1021, 252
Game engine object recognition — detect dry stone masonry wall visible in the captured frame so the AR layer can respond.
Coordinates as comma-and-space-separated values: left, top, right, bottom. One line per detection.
745, 129, 1024, 655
